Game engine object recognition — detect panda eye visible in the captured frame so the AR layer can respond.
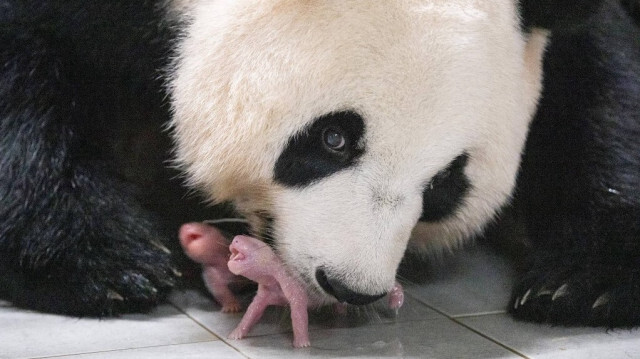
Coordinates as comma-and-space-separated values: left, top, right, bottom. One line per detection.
274, 110, 366, 187
322, 127, 346, 151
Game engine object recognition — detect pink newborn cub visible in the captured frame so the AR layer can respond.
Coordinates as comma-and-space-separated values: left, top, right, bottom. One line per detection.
227, 235, 311, 348
179, 223, 243, 313
179, 222, 405, 348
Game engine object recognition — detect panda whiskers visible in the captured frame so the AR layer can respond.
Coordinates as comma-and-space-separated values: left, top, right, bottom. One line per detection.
394, 273, 416, 287
247, 210, 276, 249
349, 303, 385, 323
203, 218, 250, 226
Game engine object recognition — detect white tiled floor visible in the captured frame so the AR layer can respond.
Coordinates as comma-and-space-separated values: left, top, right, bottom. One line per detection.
2, 245, 640, 359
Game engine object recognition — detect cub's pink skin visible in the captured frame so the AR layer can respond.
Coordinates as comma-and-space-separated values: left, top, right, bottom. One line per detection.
179, 222, 243, 313
225, 235, 406, 348
227, 235, 311, 348
180, 224, 405, 347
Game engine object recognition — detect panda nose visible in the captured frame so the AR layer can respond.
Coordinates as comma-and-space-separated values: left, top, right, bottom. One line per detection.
315, 268, 385, 305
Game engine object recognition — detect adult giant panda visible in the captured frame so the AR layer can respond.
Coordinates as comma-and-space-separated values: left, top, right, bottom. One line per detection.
170, 0, 640, 327
1, 0, 639, 328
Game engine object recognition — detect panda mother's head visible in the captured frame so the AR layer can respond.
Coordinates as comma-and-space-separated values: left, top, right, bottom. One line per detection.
170, 0, 547, 305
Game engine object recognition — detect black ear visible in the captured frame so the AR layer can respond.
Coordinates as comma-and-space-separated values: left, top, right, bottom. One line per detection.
519, 0, 605, 29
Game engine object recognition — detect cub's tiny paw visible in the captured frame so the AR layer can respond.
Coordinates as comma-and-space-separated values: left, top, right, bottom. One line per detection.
228, 329, 245, 340
221, 303, 243, 313
293, 338, 311, 348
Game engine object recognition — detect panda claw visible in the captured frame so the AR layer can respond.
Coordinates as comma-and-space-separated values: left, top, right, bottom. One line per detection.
536, 287, 553, 297
514, 297, 521, 309
592, 293, 611, 309
520, 289, 532, 306
107, 290, 125, 301
150, 240, 172, 254
551, 283, 569, 301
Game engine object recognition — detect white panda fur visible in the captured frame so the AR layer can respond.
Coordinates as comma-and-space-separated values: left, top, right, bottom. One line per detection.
170, 0, 547, 301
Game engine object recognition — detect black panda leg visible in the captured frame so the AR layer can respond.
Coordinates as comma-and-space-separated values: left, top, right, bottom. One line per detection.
0, 18, 176, 316
510, 4, 640, 326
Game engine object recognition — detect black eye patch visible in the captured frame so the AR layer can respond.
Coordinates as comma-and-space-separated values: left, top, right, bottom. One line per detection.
420, 153, 471, 222
274, 111, 365, 188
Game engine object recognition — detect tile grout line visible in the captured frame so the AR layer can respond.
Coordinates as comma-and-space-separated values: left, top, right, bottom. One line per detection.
25, 341, 220, 359
447, 317, 531, 359
405, 293, 531, 359
169, 301, 253, 359
452, 310, 508, 318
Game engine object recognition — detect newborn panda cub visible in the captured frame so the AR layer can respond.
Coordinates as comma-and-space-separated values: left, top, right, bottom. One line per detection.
179, 222, 404, 348
179, 223, 245, 313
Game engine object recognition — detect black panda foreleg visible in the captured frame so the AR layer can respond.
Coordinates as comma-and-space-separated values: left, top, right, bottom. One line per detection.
509, 3, 640, 327
0, 21, 176, 316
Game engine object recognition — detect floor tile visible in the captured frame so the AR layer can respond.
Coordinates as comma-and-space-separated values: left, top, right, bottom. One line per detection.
228, 318, 523, 359
307, 292, 443, 329
461, 313, 640, 359
6, 244, 636, 359
169, 289, 283, 339
47, 342, 246, 359
405, 245, 516, 317
169, 289, 442, 341
0, 305, 216, 359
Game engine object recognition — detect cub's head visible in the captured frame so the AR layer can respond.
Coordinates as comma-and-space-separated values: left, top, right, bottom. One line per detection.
169, 0, 547, 305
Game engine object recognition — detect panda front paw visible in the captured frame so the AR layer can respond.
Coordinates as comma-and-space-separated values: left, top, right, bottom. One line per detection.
4, 228, 178, 317
76, 238, 178, 316
509, 256, 640, 327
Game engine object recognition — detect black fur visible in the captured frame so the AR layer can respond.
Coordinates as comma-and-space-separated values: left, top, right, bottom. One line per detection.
519, 0, 605, 29
621, 0, 640, 22
510, 0, 640, 326
274, 111, 366, 188
420, 153, 471, 222
0, 0, 221, 316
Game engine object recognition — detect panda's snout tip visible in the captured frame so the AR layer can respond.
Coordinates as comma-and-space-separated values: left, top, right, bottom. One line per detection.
315, 268, 385, 305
